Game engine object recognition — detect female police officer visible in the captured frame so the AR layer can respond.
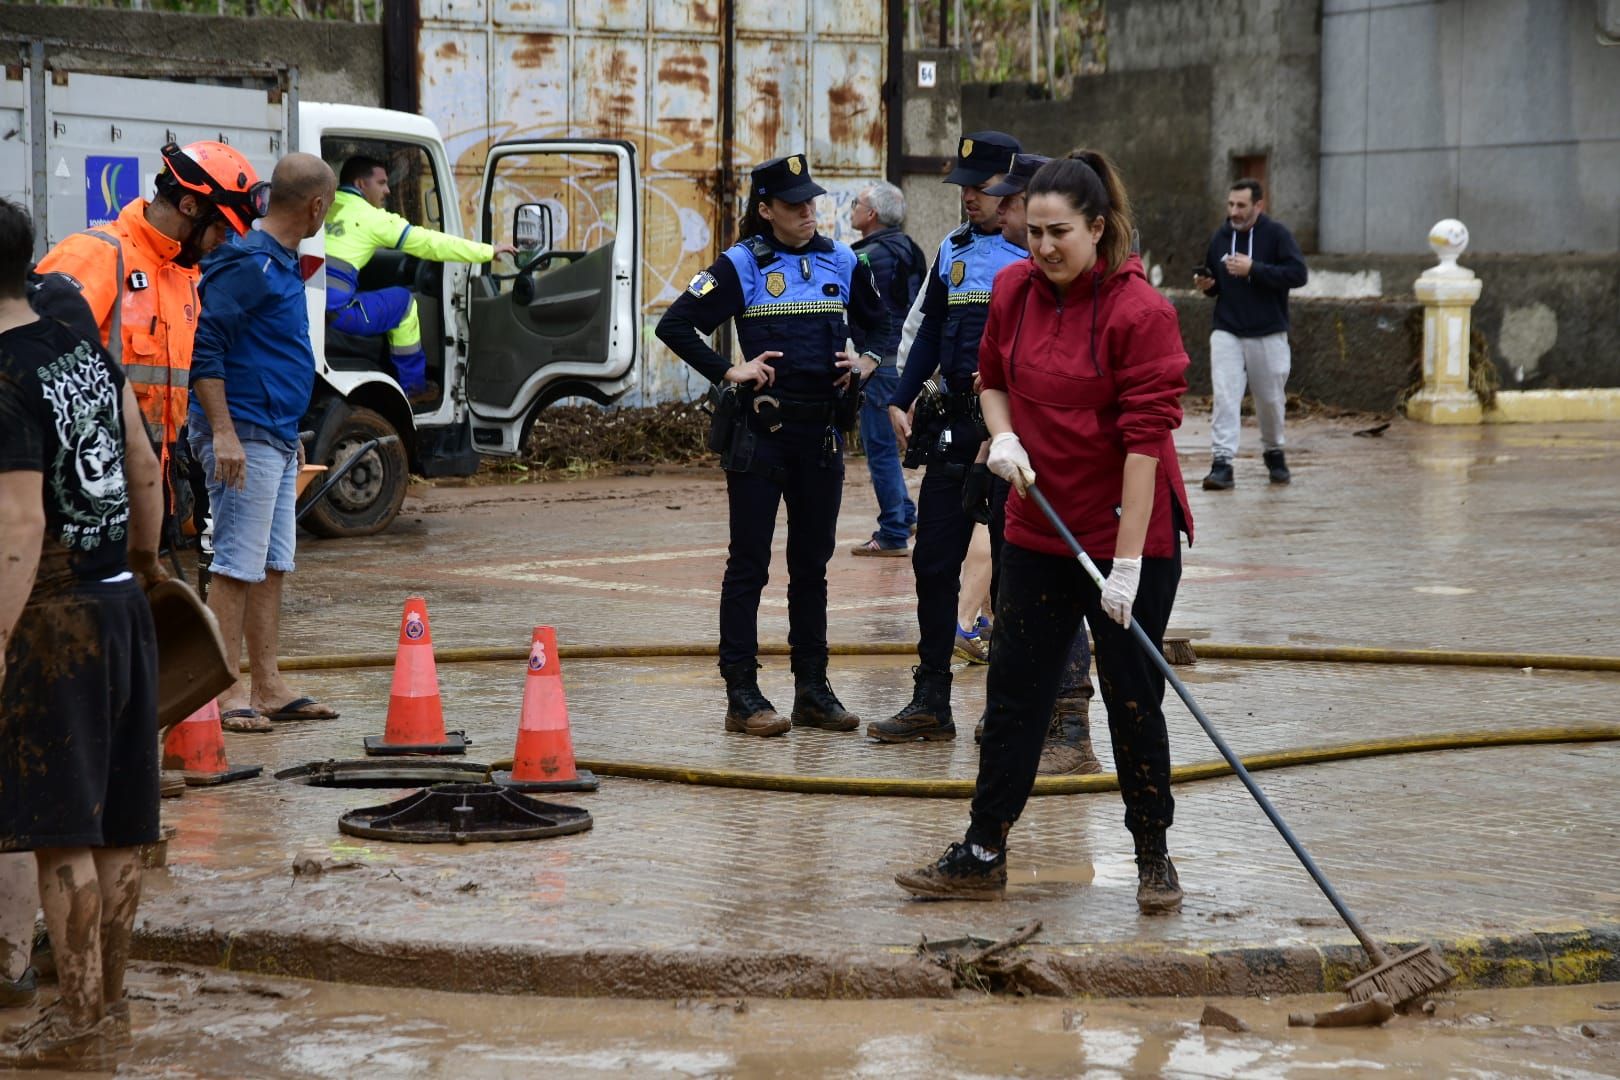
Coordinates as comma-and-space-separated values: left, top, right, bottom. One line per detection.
656, 155, 897, 737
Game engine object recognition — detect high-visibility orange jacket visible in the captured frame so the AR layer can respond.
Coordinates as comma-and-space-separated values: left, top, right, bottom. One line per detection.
35, 199, 200, 449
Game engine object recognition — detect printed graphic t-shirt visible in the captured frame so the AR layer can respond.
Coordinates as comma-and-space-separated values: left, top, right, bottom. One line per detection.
0, 316, 131, 592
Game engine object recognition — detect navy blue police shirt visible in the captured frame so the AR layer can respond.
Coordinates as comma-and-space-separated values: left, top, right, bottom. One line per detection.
657, 231, 898, 402
890, 222, 1028, 411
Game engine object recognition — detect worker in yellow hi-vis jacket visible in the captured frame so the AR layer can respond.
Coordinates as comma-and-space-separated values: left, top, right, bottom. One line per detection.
324, 155, 514, 406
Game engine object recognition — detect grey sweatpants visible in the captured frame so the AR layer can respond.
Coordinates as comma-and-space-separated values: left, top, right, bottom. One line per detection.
1210, 329, 1290, 460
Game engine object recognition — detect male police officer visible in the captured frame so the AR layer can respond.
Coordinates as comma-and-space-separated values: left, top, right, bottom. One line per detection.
868, 131, 1025, 743
324, 156, 514, 408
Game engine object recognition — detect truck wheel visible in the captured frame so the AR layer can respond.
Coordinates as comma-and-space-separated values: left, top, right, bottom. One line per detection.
299, 405, 408, 538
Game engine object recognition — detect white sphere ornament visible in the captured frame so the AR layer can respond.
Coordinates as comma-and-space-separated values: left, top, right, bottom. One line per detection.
1427, 219, 1469, 270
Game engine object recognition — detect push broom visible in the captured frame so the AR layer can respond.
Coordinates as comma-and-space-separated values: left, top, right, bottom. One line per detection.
1026, 483, 1455, 1007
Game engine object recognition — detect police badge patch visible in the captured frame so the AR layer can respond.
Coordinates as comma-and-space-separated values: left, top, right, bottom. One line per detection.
765, 271, 787, 297
687, 270, 718, 297
950, 260, 966, 287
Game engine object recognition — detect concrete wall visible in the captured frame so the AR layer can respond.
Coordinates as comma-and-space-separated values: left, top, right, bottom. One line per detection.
899, 48, 966, 257
962, 67, 1213, 280
1109, 0, 1324, 251
1320, 0, 1620, 254
0, 7, 384, 106
1171, 292, 1420, 412
1310, 252, 1620, 388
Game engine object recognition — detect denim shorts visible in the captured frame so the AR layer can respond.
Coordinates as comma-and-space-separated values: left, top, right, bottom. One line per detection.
190, 432, 298, 582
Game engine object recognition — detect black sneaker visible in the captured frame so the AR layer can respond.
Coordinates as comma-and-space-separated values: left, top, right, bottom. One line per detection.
1264, 449, 1291, 484
1136, 853, 1183, 915
895, 842, 1007, 900
1202, 459, 1234, 491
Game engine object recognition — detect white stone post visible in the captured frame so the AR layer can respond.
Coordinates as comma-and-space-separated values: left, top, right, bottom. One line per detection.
1407, 219, 1484, 425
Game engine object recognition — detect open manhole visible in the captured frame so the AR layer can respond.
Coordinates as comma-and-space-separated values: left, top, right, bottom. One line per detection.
275, 758, 491, 788
337, 783, 593, 844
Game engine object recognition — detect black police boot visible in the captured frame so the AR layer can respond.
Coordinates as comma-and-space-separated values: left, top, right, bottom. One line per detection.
1134, 832, 1184, 915
720, 661, 790, 737
894, 841, 1007, 900
866, 666, 955, 743
790, 656, 860, 732
1202, 458, 1234, 491
1264, 448, 1292, 484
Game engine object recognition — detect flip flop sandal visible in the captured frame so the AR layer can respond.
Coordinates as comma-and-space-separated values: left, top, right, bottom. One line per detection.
263, 696, 341, 722
219, 708, 273, 733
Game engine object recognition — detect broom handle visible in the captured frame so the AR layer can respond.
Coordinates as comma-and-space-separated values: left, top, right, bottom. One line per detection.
1027, 484, 1390, 966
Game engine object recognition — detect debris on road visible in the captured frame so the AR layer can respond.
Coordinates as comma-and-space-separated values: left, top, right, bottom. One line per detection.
1289, 992, 1396, 1028
1200, 1004, 1252, 1032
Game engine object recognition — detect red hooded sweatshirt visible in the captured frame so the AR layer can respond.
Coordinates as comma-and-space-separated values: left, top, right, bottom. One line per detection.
978, 254, 1193, 561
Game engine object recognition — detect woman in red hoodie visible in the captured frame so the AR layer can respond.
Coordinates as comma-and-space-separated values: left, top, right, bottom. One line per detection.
896, 151, 1194, 913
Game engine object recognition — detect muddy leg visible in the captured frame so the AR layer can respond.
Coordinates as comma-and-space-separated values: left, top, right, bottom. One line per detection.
33, 849, 103, 1029
89, 849, 140, 1007
0, 853, 38, 983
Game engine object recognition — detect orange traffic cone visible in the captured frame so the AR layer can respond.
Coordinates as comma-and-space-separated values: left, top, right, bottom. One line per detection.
363, 597, 467, 756
162, 699, 263, 785
491, 626, 598, 793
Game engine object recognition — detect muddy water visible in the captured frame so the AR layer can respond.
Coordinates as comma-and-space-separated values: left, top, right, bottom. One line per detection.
14, 964, 1618, 1078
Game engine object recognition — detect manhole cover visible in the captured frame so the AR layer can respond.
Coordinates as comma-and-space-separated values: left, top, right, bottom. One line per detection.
275, 758, 491, 788
337, 783, 593, 844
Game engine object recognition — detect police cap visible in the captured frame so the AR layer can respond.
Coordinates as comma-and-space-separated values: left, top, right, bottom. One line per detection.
750, 154, 826, 205
982, 153, 1052, 197
944, 131, 1021, 187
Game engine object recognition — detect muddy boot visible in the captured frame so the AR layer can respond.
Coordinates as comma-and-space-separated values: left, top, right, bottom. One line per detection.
866, 666, 955, 743
789, 657, 860, 732
1264, 448, 1291, 484
1038, 689, 1103, 775
0, 1009, 121, 1071
720, 661, 789, 737
894, 841, 1006, 900
1135, 835, 1183, 915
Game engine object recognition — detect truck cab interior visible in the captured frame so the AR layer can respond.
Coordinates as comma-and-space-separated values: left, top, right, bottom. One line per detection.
319, 138, 450, 407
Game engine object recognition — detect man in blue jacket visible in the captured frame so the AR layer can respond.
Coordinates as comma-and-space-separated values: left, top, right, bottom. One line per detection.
189, 153, 340, 732
849, 181, 926, 556
1193, 178, 1308, 489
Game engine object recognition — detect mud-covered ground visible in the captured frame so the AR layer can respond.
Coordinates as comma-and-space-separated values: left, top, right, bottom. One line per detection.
16, 964, 1619, 1078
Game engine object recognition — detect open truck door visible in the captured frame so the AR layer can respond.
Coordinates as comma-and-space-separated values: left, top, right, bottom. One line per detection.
466, 140, 641, 454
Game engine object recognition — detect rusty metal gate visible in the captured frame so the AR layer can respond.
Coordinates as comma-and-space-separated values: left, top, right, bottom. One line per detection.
401, 0, 892, 404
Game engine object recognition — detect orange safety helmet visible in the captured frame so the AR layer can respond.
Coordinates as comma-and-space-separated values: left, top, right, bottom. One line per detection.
158, 140, 268, 236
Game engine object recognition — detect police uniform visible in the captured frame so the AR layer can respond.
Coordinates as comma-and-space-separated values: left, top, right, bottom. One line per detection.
869, 131, 1025, 743
656, 154, 897, 737
324, 184, 496, 400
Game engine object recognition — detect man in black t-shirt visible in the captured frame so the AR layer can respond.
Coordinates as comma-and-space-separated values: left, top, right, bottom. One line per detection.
0, 198, 167, 1070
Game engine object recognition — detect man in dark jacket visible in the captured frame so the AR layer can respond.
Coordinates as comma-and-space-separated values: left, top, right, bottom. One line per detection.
1193, 179, 1308, 489
849, 181, 926, 555
190, 153, 339, 733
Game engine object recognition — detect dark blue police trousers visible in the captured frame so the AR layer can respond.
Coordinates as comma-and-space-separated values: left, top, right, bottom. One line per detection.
719, 420, 843, 668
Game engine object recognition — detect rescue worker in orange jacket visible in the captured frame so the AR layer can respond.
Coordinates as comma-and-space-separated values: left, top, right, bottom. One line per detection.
35, 141, 265, 460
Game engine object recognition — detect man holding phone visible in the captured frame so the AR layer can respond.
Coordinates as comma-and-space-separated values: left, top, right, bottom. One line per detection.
1193, 179, 1308, 490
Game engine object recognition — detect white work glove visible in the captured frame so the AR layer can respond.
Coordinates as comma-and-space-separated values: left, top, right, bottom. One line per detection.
987, 432, 1036, 495
1100, 557, 1142, 626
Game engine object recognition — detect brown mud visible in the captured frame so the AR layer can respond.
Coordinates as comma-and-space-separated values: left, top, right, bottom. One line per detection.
8, 964, 1617, 1078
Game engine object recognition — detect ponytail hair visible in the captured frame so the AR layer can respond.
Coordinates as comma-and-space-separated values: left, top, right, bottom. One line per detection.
739, 197, 769, 240
1025, 148, 1134, 277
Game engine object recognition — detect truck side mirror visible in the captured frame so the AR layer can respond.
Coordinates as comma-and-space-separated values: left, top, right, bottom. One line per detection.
513, 203, 553, 257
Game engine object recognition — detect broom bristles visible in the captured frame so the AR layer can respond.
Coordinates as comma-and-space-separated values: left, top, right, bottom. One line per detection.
1162, 637, 1197, 666
1344, 944, 1457, 1006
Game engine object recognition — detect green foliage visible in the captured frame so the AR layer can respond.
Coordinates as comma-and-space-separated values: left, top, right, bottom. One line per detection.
10, 0, 379, 22
908, 0, 1108, 86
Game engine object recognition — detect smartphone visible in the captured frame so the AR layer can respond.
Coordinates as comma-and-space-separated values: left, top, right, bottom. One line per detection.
1193, 265, 1213, 279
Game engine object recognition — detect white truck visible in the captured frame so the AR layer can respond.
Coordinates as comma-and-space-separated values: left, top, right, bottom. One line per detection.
5, 47, 642, 536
